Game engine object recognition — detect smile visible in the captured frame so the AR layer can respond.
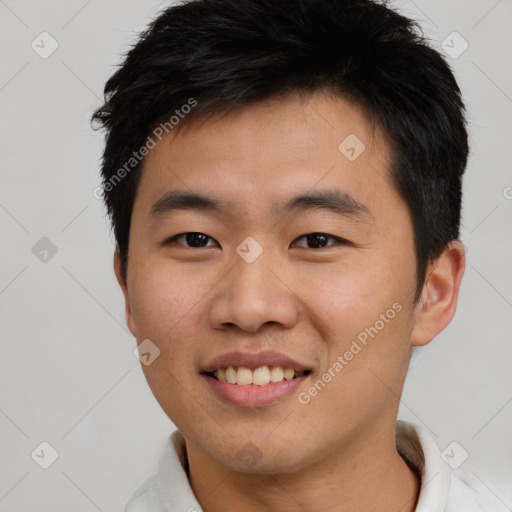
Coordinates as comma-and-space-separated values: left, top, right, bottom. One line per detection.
206, 365, 311, 386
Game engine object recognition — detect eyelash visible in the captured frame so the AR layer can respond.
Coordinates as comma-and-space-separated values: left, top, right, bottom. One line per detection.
166, 232, 348, 249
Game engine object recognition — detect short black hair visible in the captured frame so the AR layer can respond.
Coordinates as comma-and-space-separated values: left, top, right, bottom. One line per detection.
91, 0, 468, 305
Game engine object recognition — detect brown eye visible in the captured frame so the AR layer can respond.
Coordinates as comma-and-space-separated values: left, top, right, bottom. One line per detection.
169, 232, 218, 248
291, 233, 345, 249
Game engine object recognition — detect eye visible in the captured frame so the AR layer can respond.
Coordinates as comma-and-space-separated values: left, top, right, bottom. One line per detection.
291, 232, 346, 249
167, 232, 218, 248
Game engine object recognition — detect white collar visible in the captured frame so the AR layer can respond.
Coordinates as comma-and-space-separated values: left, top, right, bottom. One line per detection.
126, 420, 500, 511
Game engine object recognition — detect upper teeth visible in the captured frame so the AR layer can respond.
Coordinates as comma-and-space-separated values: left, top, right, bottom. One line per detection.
214, 366, 306, 386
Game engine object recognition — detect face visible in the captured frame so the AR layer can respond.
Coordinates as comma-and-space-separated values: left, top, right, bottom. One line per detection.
117, 91, 423, 473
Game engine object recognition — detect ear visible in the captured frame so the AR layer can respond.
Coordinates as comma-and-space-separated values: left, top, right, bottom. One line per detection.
113, 250, 137, 337
411, 241, 466, 347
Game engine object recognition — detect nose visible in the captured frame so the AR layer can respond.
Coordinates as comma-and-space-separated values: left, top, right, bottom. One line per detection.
207, 249, 299, 334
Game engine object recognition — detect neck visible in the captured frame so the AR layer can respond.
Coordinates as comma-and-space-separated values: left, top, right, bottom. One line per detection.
186, 424, 420, 512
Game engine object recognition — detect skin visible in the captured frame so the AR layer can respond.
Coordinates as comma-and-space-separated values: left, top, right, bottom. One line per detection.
114, 91, 465, 512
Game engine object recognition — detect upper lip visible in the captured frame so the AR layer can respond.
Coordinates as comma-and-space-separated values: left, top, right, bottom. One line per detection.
201, 350, 313, 373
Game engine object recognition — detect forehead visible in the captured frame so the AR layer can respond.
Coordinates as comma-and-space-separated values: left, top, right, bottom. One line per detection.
134, 91, 396, 221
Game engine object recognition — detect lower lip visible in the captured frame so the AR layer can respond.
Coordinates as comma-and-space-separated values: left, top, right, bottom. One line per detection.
202, 374, 311, 408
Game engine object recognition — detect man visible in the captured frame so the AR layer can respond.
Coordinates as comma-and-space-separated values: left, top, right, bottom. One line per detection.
91, 1, 505, 510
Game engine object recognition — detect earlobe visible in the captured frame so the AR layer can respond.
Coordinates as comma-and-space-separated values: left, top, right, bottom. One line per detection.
113, 250, 137, 337
411, 241, 466, 347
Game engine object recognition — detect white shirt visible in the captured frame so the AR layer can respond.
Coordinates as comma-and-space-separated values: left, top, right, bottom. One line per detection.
125, 420, 509, 511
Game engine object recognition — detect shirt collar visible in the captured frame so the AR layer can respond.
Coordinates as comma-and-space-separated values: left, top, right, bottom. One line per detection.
156, 420, 452, 512
396, 419, 452, 511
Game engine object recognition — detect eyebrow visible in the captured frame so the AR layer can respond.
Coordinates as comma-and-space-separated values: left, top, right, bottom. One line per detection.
150, 188, 370, 221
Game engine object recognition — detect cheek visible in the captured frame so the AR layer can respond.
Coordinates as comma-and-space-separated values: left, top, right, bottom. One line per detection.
128, 265, 207, 417
296, 258, 407, 338
295, 302, 414, 437
128, 264, 210, 376
130, 260, 200, 331
295, 258, 415, 393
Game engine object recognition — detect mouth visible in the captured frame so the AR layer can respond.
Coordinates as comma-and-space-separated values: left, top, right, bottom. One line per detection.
204, 365, 312, 386
200, 351, 314, 406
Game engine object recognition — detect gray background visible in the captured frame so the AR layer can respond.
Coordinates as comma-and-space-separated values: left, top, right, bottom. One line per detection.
0, 0, 510, 510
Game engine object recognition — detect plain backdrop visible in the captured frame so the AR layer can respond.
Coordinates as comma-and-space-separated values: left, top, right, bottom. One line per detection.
0, 0, 511, 510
